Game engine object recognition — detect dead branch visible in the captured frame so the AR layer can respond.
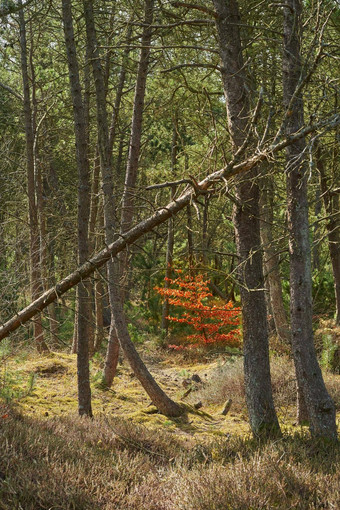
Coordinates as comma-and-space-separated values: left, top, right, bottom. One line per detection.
161, 63, 221, 73
170, 2, 217, 18
0, 82, 23, 101
145, 179, 192, 190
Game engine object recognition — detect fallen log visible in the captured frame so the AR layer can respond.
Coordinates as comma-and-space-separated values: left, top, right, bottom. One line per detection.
1, 113, 338, 341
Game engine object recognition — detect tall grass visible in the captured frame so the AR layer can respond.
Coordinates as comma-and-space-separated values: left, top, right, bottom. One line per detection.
0, 410, 339, 509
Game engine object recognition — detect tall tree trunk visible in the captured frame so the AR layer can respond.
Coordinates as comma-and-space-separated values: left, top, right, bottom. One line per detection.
161, 186, 175, 333
161, 119, 178, 332
283, 0, 336, 439
202, 195, 209, 266
187, 204, 195, 267
71, 40, 95, 354
312, 182, 322, 272
260, 175, 290, 344
108, 21, 134, 163
19, 2, 48, 353
317, 146, 340, 325
212, 0, 281, 438
83, 0, 183, 417
119, 0, 154, 291
89, 154, 106, 352
62, 0, 92, 417
83, 0, 120, 386
185, 154, 195, 267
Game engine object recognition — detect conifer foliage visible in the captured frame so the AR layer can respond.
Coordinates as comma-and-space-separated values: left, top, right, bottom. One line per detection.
155, 270, 241, 350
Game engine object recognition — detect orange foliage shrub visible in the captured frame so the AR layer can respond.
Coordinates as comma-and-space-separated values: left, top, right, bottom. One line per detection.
155, 271, 241, 350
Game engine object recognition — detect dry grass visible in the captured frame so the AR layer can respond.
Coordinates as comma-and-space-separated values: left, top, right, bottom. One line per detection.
190, 355, 339, 421
1, 345, 339, 509
0, 410, 339, 510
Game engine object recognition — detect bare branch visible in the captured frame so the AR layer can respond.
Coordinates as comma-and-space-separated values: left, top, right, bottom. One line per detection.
0, 81, 23, 101
161, 63, 221, 73
170, 2, 217, 18
133, 19, 214, 29
146, 179, 192, 190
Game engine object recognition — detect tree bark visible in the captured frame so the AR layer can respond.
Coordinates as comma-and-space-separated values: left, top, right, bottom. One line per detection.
283, 0, 337, 439
83, 0, 120, 386
18, 2, 48, 353
108, 21, 134, 164
83, 0, 183, 417
119, 0, 154, 289
202, 195, 209, 266
260, 175, 290, 344
89, 154, 106, 352
318, 146, 340, 325
62, 0, 92, 418
161, 119, 178, 332
161, 187, 175, 333
312, 182, 322, 272
212, 0, 281, 438
185, 154, 195, 267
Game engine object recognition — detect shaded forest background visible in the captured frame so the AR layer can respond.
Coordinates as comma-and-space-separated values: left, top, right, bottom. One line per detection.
0, 1, 340, 508
0, 0, 339, 432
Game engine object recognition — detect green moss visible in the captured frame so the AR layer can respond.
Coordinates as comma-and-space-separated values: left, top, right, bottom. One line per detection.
3, 349, 338, 444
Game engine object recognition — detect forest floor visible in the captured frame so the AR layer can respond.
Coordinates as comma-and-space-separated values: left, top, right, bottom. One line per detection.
0, 341, 339, 509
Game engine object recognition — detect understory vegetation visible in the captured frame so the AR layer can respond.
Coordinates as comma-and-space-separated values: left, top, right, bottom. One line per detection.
1, 331, 339, 510
1, 411, 339, 510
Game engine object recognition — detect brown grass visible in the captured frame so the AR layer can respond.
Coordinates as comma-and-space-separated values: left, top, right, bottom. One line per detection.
1, 346, 339, 509
0, 410, 339, 510
190, 355, 339, 418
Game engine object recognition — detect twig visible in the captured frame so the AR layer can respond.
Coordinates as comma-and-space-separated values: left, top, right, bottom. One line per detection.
146, 179, 192, 190
161, 63, 221, 74
0, 82, 23, 101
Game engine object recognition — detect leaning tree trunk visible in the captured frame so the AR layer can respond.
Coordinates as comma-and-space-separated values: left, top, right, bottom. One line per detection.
83, 0, 183, 417
62, 0, 93, 417
19, 3, 48, 353
212, 0, 280, 438
1, 115, 338, 342
283, 0, 336, 439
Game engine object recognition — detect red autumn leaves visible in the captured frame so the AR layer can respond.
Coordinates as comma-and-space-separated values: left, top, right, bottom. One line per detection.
155, 271, 241, 351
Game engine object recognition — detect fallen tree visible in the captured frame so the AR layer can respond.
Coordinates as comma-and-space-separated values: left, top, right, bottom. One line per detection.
0, 113, 339, 341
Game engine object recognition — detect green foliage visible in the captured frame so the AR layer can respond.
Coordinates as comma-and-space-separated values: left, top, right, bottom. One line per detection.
320, 334, 338, 372
0, 368, 36, 404
127, 323, 146, 345
312, 269, 336, 317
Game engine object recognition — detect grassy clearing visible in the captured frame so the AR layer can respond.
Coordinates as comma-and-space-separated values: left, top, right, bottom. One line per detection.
0, 345, 339, 509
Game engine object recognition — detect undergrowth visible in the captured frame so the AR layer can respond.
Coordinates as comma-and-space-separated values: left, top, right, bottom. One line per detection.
0, 336, 339, 509
0, 411, 339, 510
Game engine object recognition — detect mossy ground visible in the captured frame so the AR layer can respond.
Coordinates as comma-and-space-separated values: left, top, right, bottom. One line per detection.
1, 344, 339, 510
2, 346, 339, 440
2, 350, 253, 440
